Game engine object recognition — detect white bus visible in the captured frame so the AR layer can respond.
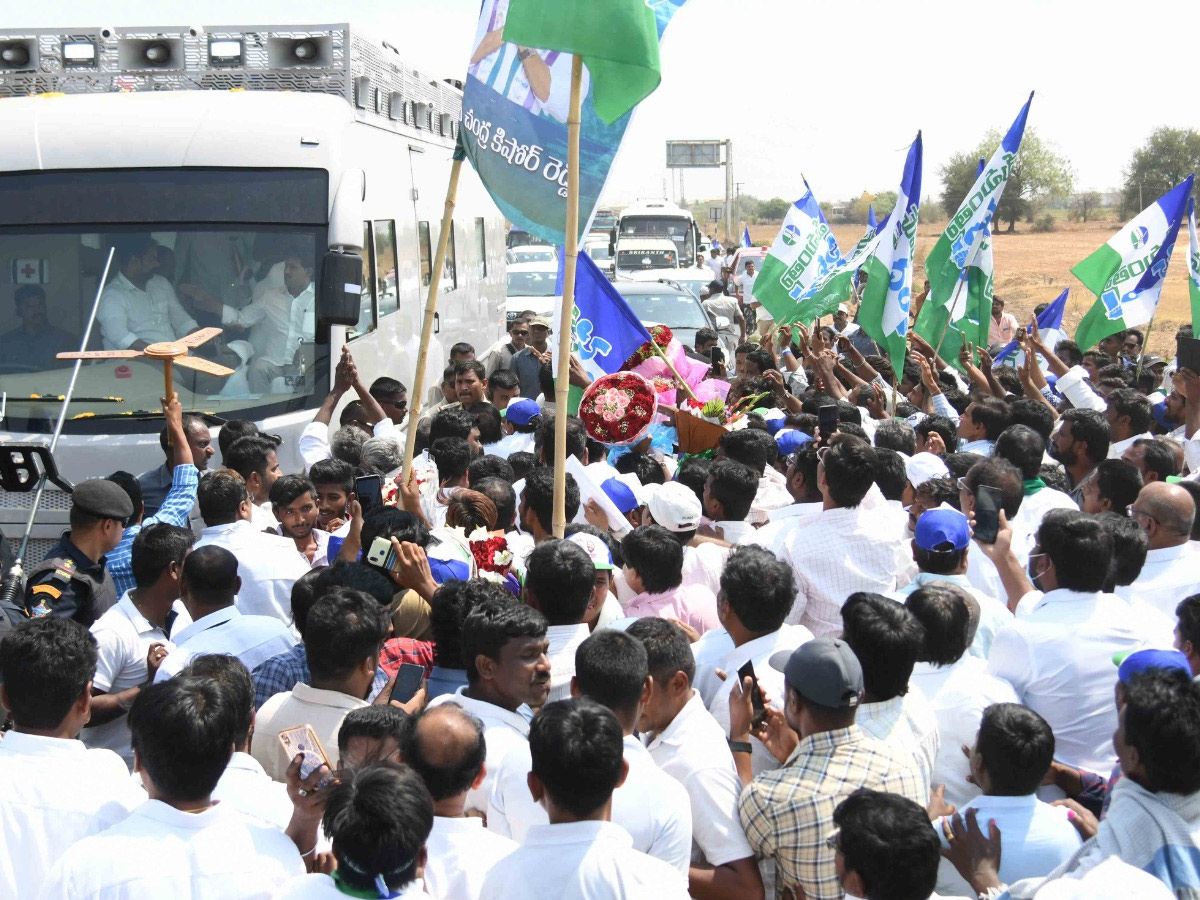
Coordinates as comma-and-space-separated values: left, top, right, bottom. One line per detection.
610, 199, 701, 268
0, 24, 506, 564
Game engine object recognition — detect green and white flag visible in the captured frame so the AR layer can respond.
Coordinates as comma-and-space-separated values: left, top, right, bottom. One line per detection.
1073, 175, 1193, 351
783, 134, 923, 376
751, 181, 843, 323
1188, 197, 1200, 330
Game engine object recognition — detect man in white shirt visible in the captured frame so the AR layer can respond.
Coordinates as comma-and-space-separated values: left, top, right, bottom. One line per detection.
986, 510, 1157, 790
489, 632, 694, 874
253, 588, 388, 781
154, 545, 297, 682
702, 457, 761, 544
223, 435, 284, 532
276, 763, 437, 900
957, 396, 1010, 456
522, 538, 594, 702
780, 436, 914, 637
38, 675, 304, 899
97, 235, 200, 350
427, 598, 551, 814
706, 248, 725, 283
744, 440, 824, 554
832, 304, 860, 337
995, 425, 1078, 538
904, 582, 1019, 814
889, 506, 1012, 659
959, 457, 1032, 602
194, 469, 310, 625
0, 618, 146, 898
692, 546, 813, 778
480, 698, 689, 900
178, 654, 294, 831
85, 523, 194, 764
839, 592, 939, 802
629, 618, 764, 900
1119, 481, 1200, 618
739, 260, 770, 337
1103, 387, 1155, 459
402, 705, 518, 900
932, 704, 1082, 897
270, 474, 334, 568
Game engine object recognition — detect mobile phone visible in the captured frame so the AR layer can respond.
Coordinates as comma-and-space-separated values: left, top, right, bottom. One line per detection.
1177, 336, 1200, 374
818, 404, 838, 440
973, 484, 1003, 545
278, 724, 333, 784
389, 663, 425, 705
366, 535, 397, 571
737, 660, 767, 730
355, 474, 383, 515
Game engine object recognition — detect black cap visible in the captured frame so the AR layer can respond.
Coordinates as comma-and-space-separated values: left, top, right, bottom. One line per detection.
71, 478, 135, 521
769, 638, 863, 709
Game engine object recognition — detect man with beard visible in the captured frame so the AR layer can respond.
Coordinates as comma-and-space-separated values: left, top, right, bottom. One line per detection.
270, 475, 331, 567
1048, 408, 1109, 506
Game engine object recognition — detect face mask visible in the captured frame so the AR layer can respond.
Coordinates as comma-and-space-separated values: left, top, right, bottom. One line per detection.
1027, 553, 1046, 592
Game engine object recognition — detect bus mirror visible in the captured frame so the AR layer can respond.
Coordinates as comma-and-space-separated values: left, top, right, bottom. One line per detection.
608, 230, 615, 257
317, 250, 364, 327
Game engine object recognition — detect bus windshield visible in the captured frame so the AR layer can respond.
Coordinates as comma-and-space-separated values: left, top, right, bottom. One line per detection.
0, 225, 329, 433
619, 216, 694, 262
0, 168, 330, 434
617, 248, 678, 270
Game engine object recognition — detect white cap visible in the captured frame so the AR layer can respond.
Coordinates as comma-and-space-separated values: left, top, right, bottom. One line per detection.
837, 303, 851, 315
644, 481, 702, 533
904, 451, 949, 489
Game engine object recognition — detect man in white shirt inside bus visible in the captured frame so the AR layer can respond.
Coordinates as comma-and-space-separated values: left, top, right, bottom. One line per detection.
98, 235, 200, 350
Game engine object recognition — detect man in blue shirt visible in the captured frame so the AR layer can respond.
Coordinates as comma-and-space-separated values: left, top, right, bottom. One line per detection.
0, 285, 76, 375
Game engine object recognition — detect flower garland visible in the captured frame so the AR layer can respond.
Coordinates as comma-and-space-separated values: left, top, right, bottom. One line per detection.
619, 324, 674, 371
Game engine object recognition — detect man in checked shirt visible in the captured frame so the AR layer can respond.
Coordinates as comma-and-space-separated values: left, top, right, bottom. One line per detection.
736, 638, 925, 900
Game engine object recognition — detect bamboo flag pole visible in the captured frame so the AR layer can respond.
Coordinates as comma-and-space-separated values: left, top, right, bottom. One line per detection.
551, 55, 585, 539
402, 158, 463, 480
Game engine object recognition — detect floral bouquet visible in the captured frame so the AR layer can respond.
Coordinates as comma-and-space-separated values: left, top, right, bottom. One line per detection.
578, 371, 658, 446
468, 527, 521, 596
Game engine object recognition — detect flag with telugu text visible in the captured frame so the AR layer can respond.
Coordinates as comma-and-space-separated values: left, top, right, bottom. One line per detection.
751, 181, 844, 323
1073, 176, 1193, 351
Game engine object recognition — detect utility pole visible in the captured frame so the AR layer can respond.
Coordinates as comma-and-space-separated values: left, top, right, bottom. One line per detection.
679, 169, 686, 207
724, 139, 734, 245
735, 181, 745, 233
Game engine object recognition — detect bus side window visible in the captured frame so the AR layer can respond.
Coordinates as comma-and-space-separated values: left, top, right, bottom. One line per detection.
418, 222, 432, 288
474, 217, 486, 279
348, 220, 377, 339
374, 220, 398, 317
442, 221, 457, 292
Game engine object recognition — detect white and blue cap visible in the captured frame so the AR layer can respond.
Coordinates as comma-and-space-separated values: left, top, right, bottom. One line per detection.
775, 428, 812, 457
567, 532, 614, 571
601, 477, 640, 514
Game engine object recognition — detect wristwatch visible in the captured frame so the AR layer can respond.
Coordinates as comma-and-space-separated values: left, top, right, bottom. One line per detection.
517, 48, 535, 62
728, 739, 753, 754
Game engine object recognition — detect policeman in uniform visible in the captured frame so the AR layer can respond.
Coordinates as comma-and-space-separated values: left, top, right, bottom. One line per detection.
24, 479, 132, 627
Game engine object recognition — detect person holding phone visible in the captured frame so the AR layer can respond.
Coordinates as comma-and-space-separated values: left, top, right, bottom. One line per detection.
957, 458, 1030, 603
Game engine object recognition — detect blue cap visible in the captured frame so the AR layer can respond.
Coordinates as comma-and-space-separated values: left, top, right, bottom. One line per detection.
1152, 400, 1172, 430
601, 477, 639, 514
502, 398, 541, 426
914, 507, 970, 552
1115, 648, 1191, 685
763, 409, 787, 435
775, 429, 812, 457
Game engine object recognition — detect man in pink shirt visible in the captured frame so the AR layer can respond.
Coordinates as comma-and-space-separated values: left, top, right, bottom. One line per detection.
620, 525, 720, 635
988, 295, 1020, 347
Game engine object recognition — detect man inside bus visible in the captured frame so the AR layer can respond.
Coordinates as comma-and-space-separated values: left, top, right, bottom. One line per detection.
0, 284, 77, 374
97, 234, 202, 351
179, 244, 316, 394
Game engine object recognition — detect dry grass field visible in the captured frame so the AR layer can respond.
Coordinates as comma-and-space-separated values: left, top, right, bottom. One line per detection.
744, 218, 1194, 357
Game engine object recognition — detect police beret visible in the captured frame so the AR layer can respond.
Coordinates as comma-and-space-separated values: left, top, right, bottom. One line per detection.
72, 478, 134, 520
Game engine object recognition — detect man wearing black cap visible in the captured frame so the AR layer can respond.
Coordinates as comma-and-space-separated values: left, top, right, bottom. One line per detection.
735, 637, 925, 900
24, 478, 133, 627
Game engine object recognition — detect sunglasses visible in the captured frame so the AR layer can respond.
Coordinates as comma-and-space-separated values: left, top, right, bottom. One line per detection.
511, 330, 529, 336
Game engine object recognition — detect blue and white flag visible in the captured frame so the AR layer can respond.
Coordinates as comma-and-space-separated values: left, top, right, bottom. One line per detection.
847, 203, 880, 270
753, 180, 844, 323
993, 288, 1068, 364
556, 250, 654, 381
741, 226, 752, 248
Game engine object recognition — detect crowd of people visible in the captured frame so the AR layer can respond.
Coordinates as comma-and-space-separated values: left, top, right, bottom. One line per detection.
4, 283, 1200, 900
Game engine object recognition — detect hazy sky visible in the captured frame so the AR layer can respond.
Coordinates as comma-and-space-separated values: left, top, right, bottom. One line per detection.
12, 0, 1200, 207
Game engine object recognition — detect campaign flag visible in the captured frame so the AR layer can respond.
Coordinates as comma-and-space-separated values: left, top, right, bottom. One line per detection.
857, 133, 923, 375
741, 226, 752, 248
779, 136, 922, 334
460, 0, 688, 246
555, 250, 654, 382
1073, 176, 1193, 351
924, 93, 1032, 311
993, 287, 1068, 364
751, 182, 844, 323
1188, 197, 1200, 330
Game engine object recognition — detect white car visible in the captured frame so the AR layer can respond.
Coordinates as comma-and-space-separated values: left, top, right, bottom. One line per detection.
620, 267, 714, 300
583, 238, 614, 277
507, 245, 558, 265
505, 260, 559, 324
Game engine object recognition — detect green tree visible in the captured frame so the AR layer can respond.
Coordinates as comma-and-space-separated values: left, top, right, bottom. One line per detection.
938, 128, 1073, 233
1121, 127, 1200, 217
756, 197, 790, 222
872, 191, 898, 220
1070, 191, 1103, 223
